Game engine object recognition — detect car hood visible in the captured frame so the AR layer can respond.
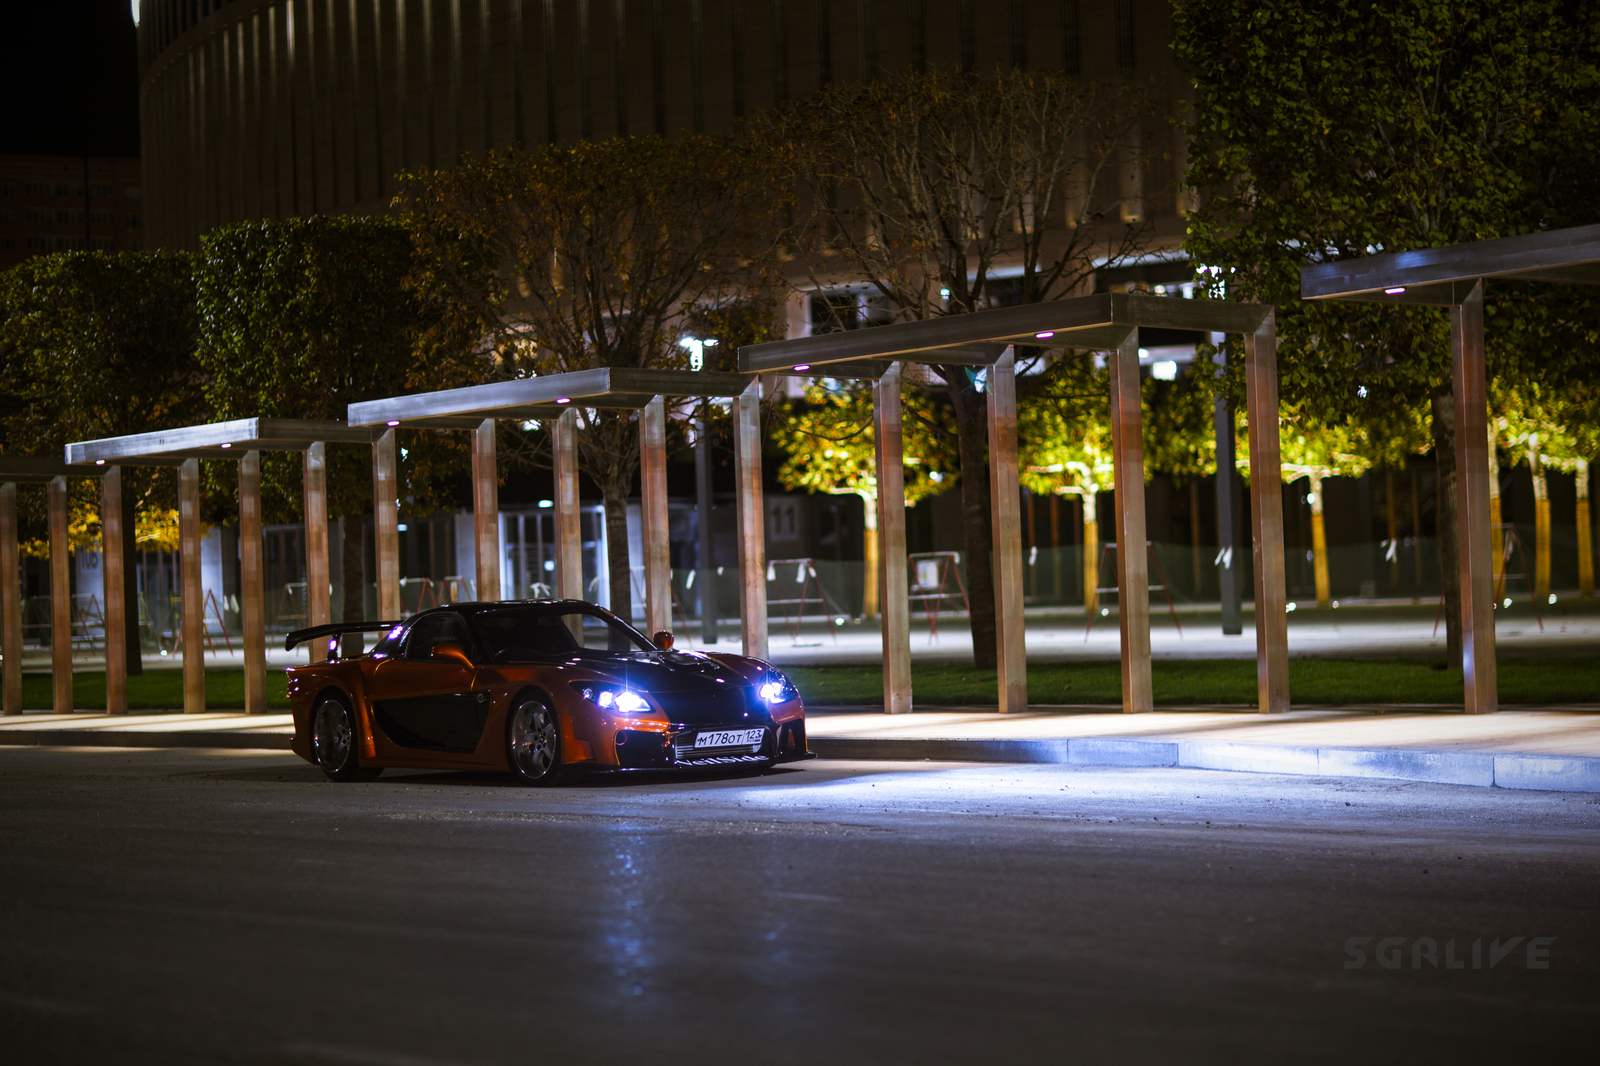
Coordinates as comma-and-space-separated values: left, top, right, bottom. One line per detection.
587, 651, 771, 727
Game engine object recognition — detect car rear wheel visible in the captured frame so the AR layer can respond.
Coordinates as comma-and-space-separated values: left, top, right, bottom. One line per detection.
507, 695, 576, 786
312, 696, 381, 782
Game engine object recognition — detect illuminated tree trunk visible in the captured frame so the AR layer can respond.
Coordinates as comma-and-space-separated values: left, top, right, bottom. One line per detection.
1488, 439, 1504, 586
859, 490, 879, 619
1309, 473, 1331, 608
1577, 458, 1594, 598
1082, 493, 1099, 614
1529, 437, 1550, 602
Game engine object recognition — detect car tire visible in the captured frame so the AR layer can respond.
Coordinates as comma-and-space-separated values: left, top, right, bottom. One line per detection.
312, 695, 381, 782
506, 694, 576, 786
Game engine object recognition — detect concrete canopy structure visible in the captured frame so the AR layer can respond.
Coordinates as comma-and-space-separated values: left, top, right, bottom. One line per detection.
347, 368, 756, 650
1301, 222, 1600, 714
66, 418, 386, 714
741, 293, 1289, 716
0, 458, 110, 716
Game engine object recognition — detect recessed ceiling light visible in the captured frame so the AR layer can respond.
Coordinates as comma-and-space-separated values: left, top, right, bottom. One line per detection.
793, 364, 811, 371
556, 397, 571, 404
386, 420, 400, 427
219, 443, 231, 449
1035, 331, 1055, 339
1384, 287, 1406, 295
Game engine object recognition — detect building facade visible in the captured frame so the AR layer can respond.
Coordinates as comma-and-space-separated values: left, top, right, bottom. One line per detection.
137, 0, 1190, 251
0, 156, 145, 269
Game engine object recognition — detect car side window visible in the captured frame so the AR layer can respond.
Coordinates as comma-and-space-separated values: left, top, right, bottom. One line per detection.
402, 613, 474, 662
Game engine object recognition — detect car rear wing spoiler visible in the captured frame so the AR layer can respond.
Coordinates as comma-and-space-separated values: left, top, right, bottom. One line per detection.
285, 620, 404, 652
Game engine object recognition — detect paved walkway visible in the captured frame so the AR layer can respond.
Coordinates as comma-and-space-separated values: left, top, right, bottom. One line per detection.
3, 705, 1596, 793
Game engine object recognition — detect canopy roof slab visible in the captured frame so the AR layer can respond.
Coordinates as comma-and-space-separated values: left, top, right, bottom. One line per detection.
66, 417, 383, 465
1300, 224, 1600, 714
347, 368, 755, 646
741, 292, 1288, 719
0, 459, 110, 716
65, 418, 382, 716
346, 367, 752, 429
1300, 223, 1600, 306
739, 293, 1271, 372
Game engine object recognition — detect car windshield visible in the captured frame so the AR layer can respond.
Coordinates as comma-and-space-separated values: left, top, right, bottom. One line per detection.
471, 605, 656, 662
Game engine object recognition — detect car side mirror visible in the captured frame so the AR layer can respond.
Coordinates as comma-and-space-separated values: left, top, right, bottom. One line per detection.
653, 630, 674, 651
431, 641, 473, 667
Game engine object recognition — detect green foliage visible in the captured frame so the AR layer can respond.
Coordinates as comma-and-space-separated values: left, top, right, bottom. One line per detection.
770, 379, 957, 507
1019, 356, 1115, 500
195, 216, 473, 525
1174, 0, 1600, 429
0, 250, 204, 539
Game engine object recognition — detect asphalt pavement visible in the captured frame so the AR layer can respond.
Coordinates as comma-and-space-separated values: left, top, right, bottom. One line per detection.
1, 747, 1595, 1063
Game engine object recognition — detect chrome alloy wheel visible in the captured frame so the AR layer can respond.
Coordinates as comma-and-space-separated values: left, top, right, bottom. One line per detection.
509, 700, 560, 781
312, 699, 354, 775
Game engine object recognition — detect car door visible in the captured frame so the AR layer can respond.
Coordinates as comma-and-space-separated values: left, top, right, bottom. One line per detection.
367, 612, 491, 754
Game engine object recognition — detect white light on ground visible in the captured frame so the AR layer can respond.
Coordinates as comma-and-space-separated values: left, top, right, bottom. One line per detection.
1286, 602, 1298, 612
397, 524, 408, 532
1152, 360, 1178, 380
1504, 598, 1513, 608
1549, 594, 1558, 604
538, 499, 553, 508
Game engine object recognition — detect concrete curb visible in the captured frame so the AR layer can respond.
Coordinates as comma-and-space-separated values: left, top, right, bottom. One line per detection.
806, 736, 1600, 793
2, 728, 1596, 793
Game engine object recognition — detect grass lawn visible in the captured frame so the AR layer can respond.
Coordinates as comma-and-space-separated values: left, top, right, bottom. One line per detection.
15, 669, 292, 712
11, 656, 1597, 711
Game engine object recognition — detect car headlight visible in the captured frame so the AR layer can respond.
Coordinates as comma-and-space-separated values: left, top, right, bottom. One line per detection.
571, 681, 651, 714
757, 669, 800, 705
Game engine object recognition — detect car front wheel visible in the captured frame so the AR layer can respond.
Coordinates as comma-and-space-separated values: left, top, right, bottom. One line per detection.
312, 696, 381, 782
507, 695, 576, 786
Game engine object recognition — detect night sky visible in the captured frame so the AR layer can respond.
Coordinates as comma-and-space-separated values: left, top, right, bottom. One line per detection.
3, 1, 141, 158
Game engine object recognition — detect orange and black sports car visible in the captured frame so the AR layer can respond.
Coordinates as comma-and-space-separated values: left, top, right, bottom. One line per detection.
284, 601, 809, 784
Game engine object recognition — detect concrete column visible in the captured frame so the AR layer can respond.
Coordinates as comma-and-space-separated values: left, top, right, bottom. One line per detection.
694, 415, 718, 644
239, 451, 266, 714
303, 443, 330, 663
1452, 281, 1497, 713
372, 429, 401, 620
1109, 333, 1151, 713
0, 483, 18, 715
178, 459, 205, 714
100, 467, 127, 714
48, 477, 73, 714
640, 396, 672, 638
473, 419, 501, 601
1244, 312, 1291, 714
734, 378, 768, 660
986, 351, 1028, 713
874, 363, 912, 714
553, 409, 583, 602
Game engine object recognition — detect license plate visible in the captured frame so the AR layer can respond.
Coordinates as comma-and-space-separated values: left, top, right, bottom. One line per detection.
694, 728, 764, 749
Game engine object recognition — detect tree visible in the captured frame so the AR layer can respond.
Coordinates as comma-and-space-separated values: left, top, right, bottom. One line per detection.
1174, 0, 1600, 663
196, 217, 475, 629
769, 378, 956, 617
399, 136, 787, 623
0, 251, 203, 628
758, 65, 1153, 668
